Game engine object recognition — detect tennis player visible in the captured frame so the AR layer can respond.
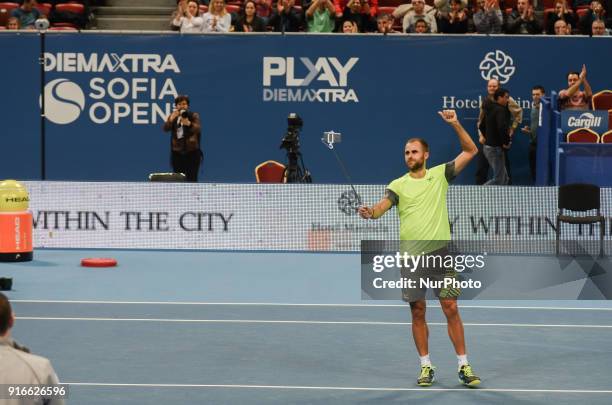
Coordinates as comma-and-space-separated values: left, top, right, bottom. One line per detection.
358, 110, 481, 387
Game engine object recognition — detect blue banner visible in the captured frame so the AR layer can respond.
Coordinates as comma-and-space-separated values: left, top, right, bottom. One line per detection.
1, 33, 611, 184
561, 110, 610, 134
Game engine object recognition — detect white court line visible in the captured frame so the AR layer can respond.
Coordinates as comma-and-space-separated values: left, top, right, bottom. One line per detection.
11, 300, 612, 311
64, 382, 612, 393
14, 317, 612, 328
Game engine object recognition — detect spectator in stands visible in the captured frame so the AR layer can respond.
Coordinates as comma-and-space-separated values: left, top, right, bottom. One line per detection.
202, 0, 232, 32
334, 0, 378, 19
342, 19, 358, 32
553, 19, 571, 34
558, 65, 592, 110
578, 1, 609, 35
479, 88, 512, 185
435, 0, 466, 32
306, 0, 336, 32
439, 0, 468, 33
504, 0, 542, 34
395, 0, 438, 33
254, 0, 273, 24
235, 0, 266, 31
341, 0, 376, 32
172, 0, 204, 33
521, 85, 545, 182
268, 0, 303, 32
414, 18, 430, 32
0, 293, 64, 405
376, 13, 400, 33
7, 16, 20, 30
545, 0, 575, 35
11, 0, 40, 29
473, 0, 503, 34
592, 18, 610, 34
476, 78, 522, 185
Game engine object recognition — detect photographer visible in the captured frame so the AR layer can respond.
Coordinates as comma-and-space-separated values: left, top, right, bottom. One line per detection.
163, 95, 202, 182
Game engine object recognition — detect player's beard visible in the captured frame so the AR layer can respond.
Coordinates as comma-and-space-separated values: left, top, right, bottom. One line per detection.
408, 159, 424, 172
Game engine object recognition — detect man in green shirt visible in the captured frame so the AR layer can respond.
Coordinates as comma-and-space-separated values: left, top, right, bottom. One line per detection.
306, 0, 336, 32
358, 110, 481, 387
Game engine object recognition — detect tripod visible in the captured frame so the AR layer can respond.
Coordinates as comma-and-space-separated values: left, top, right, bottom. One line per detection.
284, 148, 312, 183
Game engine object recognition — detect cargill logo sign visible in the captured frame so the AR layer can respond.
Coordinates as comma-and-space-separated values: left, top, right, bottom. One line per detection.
561, 111, 609, 133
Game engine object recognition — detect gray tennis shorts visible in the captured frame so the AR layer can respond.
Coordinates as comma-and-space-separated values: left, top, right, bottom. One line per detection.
399, 247, 461, 302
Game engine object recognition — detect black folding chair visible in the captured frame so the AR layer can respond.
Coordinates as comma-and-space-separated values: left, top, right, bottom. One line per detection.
556, 183, 605, 257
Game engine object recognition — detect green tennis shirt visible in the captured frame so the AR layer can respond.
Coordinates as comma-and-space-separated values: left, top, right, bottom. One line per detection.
385, 162, 455, 253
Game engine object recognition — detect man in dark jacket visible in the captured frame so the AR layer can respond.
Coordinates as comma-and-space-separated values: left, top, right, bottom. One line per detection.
268, 0, 303, 32
479, 88, 511, 185
504, 0, 542, 34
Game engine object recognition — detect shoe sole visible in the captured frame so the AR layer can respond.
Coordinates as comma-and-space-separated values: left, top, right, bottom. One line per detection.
417, 377, 435, 387
459, 378, 481, 387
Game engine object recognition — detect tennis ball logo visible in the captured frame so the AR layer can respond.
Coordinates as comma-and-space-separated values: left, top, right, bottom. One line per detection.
42, 78, 86, 125
479, 50, 516, 84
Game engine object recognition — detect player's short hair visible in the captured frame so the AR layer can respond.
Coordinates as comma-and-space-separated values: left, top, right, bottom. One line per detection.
567, 71, 579, 79
0, 293, 12, 335
406, 138, 429, 152
532, 85, 545, 93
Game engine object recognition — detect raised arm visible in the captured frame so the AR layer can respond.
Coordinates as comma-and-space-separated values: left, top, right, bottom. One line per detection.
438, 109, 478, 176
565, 64, 587, 98
581, 65, 592, 99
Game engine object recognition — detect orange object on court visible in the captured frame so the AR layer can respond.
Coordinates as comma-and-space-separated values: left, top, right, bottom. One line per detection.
81, 258, 118, 267
0, 180, 33, 262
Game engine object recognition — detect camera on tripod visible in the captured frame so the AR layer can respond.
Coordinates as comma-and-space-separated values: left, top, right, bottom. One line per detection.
280, 113, 303, 152
279, 113, 312, 183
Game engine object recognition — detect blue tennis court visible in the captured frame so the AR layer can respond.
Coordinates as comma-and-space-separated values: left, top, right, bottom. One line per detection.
3, 249, 612, 405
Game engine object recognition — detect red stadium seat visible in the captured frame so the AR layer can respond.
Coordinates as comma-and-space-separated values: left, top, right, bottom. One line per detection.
54, 3, 85, 15
35, 2, 52, 16
566, 127, 600, 143
575, 7, 589, 18
51, 22, 78, 28
501, 0, 517, 9
542, 0, 558, 8
226, 4, 240, 14
377, 6, 396, 15
378, 0, 403, 6
601, 130, 612, 143
255, 160, 286, 183
48, 26, 78, 31
0, 2, 19, 16
592, 90, 612, 111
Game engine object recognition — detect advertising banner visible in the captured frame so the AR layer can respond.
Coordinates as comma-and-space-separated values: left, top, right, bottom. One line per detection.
22, 181, 612, 251
1, 33, 610, 185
